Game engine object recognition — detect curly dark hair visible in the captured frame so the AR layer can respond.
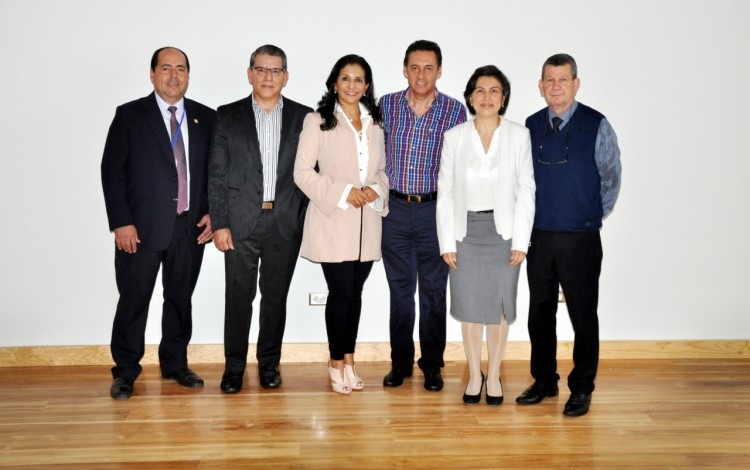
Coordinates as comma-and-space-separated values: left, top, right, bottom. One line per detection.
317, 54, 382, 131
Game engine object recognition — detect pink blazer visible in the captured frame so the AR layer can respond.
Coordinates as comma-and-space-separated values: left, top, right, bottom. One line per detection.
294, 112, 389, 263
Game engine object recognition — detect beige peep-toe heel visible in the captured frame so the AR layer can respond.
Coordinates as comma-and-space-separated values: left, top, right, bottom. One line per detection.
328, 363, 351, 395
344, 364, 364, 390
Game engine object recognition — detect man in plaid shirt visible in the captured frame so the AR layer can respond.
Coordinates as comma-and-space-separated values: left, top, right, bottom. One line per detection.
379, 40, 466, 392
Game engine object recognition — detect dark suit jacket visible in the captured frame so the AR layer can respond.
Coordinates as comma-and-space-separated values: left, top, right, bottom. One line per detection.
101, 92, 216, 251
208, 96, 312, 241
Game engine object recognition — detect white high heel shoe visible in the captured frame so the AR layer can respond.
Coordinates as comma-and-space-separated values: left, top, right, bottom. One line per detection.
328, 363, 351, 395
344, 364, 364, 390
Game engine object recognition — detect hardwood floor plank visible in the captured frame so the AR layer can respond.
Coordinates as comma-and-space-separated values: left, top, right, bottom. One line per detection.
0, 359, 748, 468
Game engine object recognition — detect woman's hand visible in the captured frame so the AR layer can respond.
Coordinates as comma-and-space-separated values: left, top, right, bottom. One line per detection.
509, 250, 526, 266
442, 252, 457, 270
346, 187, 369, 208
362, 186, 379, 203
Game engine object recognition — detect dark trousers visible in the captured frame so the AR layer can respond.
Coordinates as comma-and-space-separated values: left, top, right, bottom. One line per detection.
111, 215, 204, 379
321, 261, 374, 360
223, 211, 301, 374
382, 198, 448, 372
526, 229, 603, 394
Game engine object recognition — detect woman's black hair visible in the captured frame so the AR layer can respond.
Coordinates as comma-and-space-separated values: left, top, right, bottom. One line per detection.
463, 65, 511, 116
317, 54, 382, 131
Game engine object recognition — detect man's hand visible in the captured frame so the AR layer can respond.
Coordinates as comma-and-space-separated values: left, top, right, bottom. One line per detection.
213, 228, 234, 252
114, 225, 140, 254
197, 214, 213, 244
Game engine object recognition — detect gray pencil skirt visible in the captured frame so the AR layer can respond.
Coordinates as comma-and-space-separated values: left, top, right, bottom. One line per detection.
449, 211, 520, 325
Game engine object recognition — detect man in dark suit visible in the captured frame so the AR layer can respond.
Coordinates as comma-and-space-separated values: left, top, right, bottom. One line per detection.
208, 44, 312, 394
101, 47, 216, 400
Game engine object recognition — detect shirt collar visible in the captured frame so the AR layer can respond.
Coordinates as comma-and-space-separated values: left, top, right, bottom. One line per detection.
153, 93, 185, 116
547, 100, 578, 125
403, 87, 440, 105
251, 93, 284, 113
334, 102, 371, 119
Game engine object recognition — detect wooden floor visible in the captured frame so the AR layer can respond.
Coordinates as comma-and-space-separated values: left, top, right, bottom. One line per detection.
0, 359, 748, 469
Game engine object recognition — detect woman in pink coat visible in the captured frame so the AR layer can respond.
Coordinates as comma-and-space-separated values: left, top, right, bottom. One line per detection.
294, 55, 388, 394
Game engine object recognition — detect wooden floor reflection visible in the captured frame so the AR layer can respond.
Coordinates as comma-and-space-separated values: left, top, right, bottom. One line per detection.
0, 359, 748, 468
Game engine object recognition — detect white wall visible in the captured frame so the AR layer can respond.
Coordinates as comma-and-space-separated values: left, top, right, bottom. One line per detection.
1, 0, 748, 348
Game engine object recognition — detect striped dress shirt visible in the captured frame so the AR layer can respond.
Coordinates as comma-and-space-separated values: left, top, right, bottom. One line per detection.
252, 94, 284, 201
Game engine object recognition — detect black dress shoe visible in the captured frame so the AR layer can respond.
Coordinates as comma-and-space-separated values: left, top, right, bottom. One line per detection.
515, 382, 559, 404
383, 368, 413, 387
220, 371, 243, 394
463, 372, 484, 405
110, 377, 135, 400
162, 368, 204, 388
486, 377, 503, 406
563, 392, 592, 417
259, 366, 282, 389
423, 369, 444, 392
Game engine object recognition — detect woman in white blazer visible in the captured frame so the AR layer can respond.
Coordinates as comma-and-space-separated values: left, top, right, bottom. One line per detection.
437, 65, 535, 405
294, 55, 388, 395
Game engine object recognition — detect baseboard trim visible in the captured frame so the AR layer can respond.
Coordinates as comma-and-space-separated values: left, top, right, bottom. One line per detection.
0, 340, 747, 367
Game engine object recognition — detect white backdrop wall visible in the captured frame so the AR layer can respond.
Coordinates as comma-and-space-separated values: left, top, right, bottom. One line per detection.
0, 0, 748, 348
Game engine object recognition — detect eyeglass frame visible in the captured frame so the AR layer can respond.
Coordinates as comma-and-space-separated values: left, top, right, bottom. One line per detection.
251, 66, 286, 77
538, 120, 569, 165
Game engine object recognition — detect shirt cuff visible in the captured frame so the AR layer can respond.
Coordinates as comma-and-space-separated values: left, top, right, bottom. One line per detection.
366, 183, 384, 212
337, 183, 354, 210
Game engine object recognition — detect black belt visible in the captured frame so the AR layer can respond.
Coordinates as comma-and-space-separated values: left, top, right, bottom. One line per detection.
474, 210, 494, 214
390, 190, 438, 203
176, 210, 189, 218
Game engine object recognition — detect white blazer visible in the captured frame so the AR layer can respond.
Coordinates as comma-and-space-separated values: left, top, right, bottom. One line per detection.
437, 118, 536, 254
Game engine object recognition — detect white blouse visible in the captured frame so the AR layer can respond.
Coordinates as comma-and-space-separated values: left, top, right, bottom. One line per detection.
335, 102, 383, 211
466, 126, 500, 211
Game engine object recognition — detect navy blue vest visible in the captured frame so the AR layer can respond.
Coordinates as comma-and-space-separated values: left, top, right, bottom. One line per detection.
526, 103, 605, 232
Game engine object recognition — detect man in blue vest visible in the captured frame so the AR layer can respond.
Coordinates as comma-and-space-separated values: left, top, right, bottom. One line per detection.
516, 53, 622, 417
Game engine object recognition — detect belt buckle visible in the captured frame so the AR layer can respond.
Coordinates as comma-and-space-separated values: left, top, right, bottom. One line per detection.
406, 194, 422, 203
262, 201, 273, 210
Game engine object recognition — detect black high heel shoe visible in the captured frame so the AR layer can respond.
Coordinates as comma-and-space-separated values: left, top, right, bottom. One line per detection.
486, 377, 504, 406
463, 372, 485, 405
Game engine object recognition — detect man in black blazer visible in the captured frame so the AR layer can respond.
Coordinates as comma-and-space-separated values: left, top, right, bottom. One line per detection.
209, 44, 312, 393
101, 47, 216, 399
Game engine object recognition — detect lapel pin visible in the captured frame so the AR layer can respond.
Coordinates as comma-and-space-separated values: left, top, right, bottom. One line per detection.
194, 118, 199, 124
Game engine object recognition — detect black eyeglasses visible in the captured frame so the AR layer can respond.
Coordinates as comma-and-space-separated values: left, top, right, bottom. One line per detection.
538, 123, 569, 165
252, 66, 286, 77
